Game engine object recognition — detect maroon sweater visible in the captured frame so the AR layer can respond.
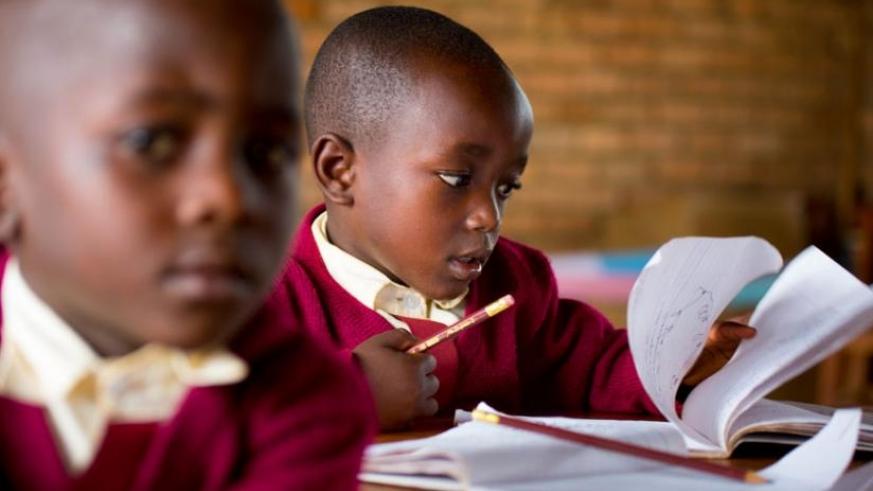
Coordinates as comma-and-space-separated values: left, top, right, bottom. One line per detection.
288, 205, 658, 416
0, 253, 377, 491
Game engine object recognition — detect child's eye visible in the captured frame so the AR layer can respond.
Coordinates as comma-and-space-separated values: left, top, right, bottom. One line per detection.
120, 126, 185, 164
497, 181, 522, 199
243, 138, 298, 174
437, 172, 472, 188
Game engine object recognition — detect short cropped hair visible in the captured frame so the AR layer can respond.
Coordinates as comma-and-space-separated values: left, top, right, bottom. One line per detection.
303, 6, 511, 149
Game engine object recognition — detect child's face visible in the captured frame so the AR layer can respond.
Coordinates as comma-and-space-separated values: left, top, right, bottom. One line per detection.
339, 60, 533, 301
0, 1, 300, 354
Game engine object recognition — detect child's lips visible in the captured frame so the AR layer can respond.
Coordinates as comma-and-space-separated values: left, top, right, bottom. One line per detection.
448, 255, 486, 282
162, 260, 255, 303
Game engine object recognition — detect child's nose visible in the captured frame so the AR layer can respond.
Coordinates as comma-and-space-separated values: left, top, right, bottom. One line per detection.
176, 162, 246, 228
465, 191, 501, 233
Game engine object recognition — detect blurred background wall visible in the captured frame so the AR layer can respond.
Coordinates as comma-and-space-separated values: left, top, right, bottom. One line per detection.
285, 0, 873, 405
288, 0, 871, 259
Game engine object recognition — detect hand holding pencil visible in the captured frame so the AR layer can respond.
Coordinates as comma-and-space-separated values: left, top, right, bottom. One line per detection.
354, 329, 440, 429
354, 294, 515, 430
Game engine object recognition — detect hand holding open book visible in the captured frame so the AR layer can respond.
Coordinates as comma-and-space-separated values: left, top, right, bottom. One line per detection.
627, 237, 873, 456
682, 316, 757, 387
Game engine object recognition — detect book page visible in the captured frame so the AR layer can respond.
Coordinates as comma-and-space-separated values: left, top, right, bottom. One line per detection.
759, 408, 860, 488
683, 247, 873, 449
830, 460, 873, 491
725, 399, 837, 450
363, 404, 686, 488
458, 409, 860, 491
626, 237, 783, 449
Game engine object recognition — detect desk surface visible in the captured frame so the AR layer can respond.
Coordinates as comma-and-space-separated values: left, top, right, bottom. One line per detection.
360, 420, 872, 491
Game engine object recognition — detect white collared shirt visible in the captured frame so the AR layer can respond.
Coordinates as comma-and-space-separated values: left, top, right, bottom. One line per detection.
0, 259, 248, 473
311, 211, 467, 329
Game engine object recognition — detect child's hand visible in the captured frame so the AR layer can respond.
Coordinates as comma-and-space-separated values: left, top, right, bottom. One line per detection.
681, 316, 756, 387
353, 329, 440, 430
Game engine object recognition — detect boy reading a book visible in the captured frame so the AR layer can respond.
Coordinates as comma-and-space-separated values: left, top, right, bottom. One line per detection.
0, 0, 374, 489
295, 6, 754, 430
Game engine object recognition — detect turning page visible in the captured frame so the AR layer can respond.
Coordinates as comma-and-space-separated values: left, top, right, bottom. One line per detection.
626, 237, 783, 450
683, 246, 873, 450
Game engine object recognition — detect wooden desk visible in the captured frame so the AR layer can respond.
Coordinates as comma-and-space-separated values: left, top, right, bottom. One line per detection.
360, 420, 872, 490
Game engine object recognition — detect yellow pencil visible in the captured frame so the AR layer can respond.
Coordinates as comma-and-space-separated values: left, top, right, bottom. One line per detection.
406, 294, 515, 354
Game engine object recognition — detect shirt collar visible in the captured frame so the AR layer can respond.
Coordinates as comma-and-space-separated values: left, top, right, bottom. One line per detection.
0, 258, 247, 402
2, 259, 98, 400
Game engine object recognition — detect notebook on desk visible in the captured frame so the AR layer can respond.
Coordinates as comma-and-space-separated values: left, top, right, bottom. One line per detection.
361, 403, 861, 490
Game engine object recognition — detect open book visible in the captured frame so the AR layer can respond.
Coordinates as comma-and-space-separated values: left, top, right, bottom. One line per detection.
626, 237, 873, 457
362, 237, 873, 489
364, 410, 687, 490
362, 403, 862, 490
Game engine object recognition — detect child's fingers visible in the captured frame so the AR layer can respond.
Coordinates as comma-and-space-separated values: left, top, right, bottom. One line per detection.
686, 322, 756, 387
711, 322, 756, 342
727, 313, 752, 325
377, 328, 420, 350
422, 373, 440, 398
730, 325, 757, 339
418, 354, 437, 374
419, 397, 439, 417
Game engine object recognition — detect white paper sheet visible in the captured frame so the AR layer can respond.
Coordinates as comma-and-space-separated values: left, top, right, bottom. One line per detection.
364, 403, 686, 488
684, 248, 873, 449
626, 237, 783, 449
468, 409, 860, 491
829, 460, 873, 491
760, 409, 860, 488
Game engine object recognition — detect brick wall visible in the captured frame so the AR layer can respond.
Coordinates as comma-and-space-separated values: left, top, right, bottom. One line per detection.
287, 0, 867, 256
863, 1, 873, 209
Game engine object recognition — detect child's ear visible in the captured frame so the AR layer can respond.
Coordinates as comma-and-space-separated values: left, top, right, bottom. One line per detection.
311, 133, 356, 206
0, 134, 21, 244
